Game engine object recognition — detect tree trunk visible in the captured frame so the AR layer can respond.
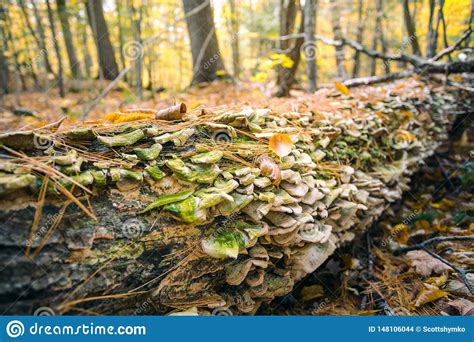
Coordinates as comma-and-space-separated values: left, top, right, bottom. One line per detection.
377, 0, 390, 74
116, 0, 127, 74
46, 0, 65, 98
352, 0, 365, 78
19, 0, 55, 75
56, 0, 82, 79
330, 2, 347, 80
0, 3, 9, 103
402, 0, 422, 56
77, 8, 93, 79
304, 0, 317, 92
182, 0, 229, 85
426, 0, 436, 57
275, 0, 302, 97
130, 1, 143, 100
86, 0, 119, 80
228, 0, 240, 79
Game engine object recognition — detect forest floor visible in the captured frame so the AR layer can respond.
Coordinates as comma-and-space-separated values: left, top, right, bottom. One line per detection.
1, 78, 473, 316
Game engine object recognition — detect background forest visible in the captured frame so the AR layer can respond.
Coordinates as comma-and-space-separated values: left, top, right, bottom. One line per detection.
0, 0, 472, 116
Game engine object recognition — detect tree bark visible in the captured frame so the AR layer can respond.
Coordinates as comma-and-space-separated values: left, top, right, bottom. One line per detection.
130, 1, 143, 100
46, 0, 65, 98
276, 0, 303, 97
402, 0, 422, 56
330, 1, 347, 80
0, 2, 8, 102
19, 0, 55, 75
56, 0, 82, 79
228, 0, 240, 79
86, 0, 119, 80
304, 0, 317, 92
426, 0, 436, 57
77, 8, 93, 79
352, 0, 365, 78
182, 0, 229, 85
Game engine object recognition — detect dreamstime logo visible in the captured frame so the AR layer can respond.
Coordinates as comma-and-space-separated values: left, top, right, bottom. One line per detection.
6, 320, 24, 338
300, 41, 319, 61
123, 40, 144, 61
299, 224, 318, 241
122, 218, 144, 239
33, 134, 54, 150
211, 129, 232, 143
211, 308, 233, 316
33, 306, 55, 316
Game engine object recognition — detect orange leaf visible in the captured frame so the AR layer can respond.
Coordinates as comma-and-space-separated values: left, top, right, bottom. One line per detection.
414, 288, 448, 307
269, 133, 293, 158
103, 112, 154, 124
334, 81, 350, 96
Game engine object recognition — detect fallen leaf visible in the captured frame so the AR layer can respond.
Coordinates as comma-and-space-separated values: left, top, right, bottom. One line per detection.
426, 274, 448, 287
414, 288, 448, 307
406, 250, 452, 277
334, 81, 350, 96
269, 133, 293, 158
443, 299, 474, 316
300, 284, 325, 302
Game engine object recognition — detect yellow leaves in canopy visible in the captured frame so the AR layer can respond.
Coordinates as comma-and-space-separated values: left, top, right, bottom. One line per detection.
269, 133, 293, 158
334, 81, 350, 96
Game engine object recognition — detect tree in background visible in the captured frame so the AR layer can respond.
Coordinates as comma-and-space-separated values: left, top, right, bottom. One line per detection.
56, 0, 82, 79
352, 0, 365, 78
402, 0, 422, 56
46, 0, 64, 97
0, 4, 8, 105
330, 1, 347, 80
18, 0, 55, 75
303, 0, 317, 92
86, 0, 119, 80
225, 0, 240, 79
182, 0, 228, 85
276, 0, 304, 97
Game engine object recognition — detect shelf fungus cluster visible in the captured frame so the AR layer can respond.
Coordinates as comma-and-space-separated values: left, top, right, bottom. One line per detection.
0, 85, 456, 315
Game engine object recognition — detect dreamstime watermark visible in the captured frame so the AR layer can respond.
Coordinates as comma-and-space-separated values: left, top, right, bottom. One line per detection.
133, 298, 153, 315
380, 208, 422, 247
211, 308, 233, 316
122, 218, 144, 239
123, 40, 144, 61
26, 213, 60, 247
33, 133, 54, 150
311, 297, 331, 314
300, 41, 319, 61
26, 32, 63, 71
383, 34, 417, 69
210, 129, 233, 142
33, 306, 56, 316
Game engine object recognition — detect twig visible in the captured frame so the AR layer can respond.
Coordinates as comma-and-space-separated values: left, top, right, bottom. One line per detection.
395, 236, 474, 294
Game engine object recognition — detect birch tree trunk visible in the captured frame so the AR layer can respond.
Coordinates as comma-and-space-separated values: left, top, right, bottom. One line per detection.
46, 0, 65, 98
330, 2, 347, 80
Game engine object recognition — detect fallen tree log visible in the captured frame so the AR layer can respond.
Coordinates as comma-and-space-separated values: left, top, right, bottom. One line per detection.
0, 81, 462, 315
